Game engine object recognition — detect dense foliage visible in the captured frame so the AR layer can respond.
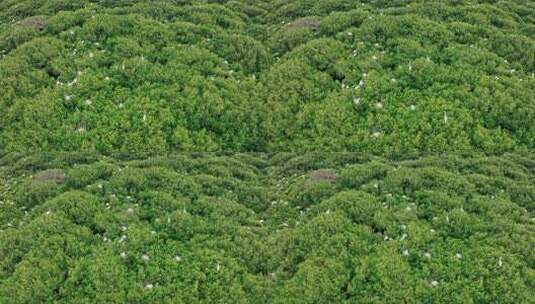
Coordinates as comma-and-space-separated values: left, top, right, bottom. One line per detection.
1, 0, 534, 152
1, 1, 534, 302
0, 153, 534, 303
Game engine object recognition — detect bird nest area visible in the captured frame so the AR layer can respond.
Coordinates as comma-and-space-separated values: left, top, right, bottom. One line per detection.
0, 0, 534, 152
0, 0, 534, 302
0, 152, 533, 303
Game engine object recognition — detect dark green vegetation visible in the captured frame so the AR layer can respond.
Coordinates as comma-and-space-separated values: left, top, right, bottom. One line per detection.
0, 153, 534, 303
1, 0, 534, 152
1, 1, 535, 303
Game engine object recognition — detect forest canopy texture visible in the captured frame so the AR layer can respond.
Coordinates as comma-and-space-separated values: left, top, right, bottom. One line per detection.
0, 153, 534, 303
0, 0, 534, 303
0, 0, 534, 152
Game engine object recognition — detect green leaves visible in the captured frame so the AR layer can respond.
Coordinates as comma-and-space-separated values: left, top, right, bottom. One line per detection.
0, 153, 534, 302
0, 0, 534, 300
1, 0, 533, 152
